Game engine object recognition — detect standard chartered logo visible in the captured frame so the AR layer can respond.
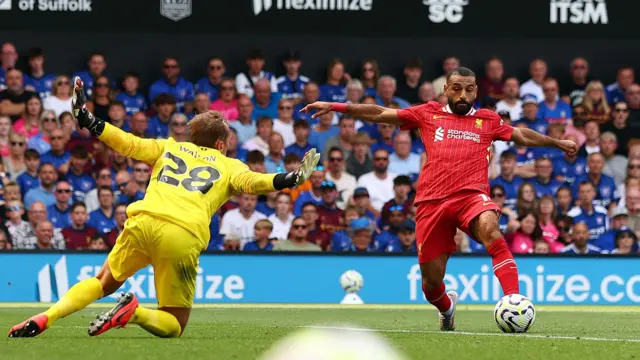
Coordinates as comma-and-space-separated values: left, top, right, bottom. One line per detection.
407, 264, 640, 304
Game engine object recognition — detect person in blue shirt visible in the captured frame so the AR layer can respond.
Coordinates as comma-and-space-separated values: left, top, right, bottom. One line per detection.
532, 157, 563, 198
72, 52, 113, 98
148, 57, 194, 114
489, 185, 512, 234
567, 181, 609, 241
490, 151, 524, 209
206, 213, 224, 251
293, 167, 325, 216
47, 180, 72, 230
24, 163, 57, 209
264, 133, 285, 174
17, 149, 41, 198
330, 207, 361, 251
147, 93, 176, 139
294, 82, 321, 123
195, 56, 225, 102
573, 152, 617, 208
252, 79, 281, 119
285, 120, 313, 158
88, 187, 117, 235
593, 209, 631, 252
256, 192, 277, 217
346, 218, 378, 252
386, 219, 418, 253
115, 72, 148, 117
552, 151, 587, 187
375, 76, 411, 109
308, 111, 339, 154
65, 146, 96, 203
226, 128, 248, 163
375, 205, 406, 251
242, 219, 275, 251
535, 123, 565, 160
606, 67, 633, 104
514, 95, 549, 134
538, 78, 572, 124
277, 50, 309, 104
352, 187, 377, 220
610, 229, 640, 254
561, 222, 602, 255
40, 128, 71, 173
23, 48, 56, 100
320, 59, 347, 103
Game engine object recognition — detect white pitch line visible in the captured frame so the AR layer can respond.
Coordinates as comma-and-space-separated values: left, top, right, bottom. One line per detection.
302, 325, 640, 344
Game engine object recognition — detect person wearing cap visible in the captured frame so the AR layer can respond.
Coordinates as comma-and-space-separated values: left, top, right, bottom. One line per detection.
374, 204, 407, 251
195, 56, 225, 102
513, 94, 549, 135
386, 219, 417, 253
601, 132, 628, 185
276, 50, 309, 105
593, 208, 630, 252
23, 47, 56, 100
538, 78, 572, 125
346, 132, 374, 179
357, 148, 397, 212
235, 49, 278, 98
346, 218, 377, 252
396, 58, 423, 105
148, 57, 195, 114
324, 147, 357, 210
495, 78, 523, 121
293, 166, 326, 216
352, 187, 377, 220
520, 59, 548, 103
561, 222, 602, 255
388, 131, 420, 176
273, 215, 321, 252
330, 206, 360, 251
531, 157, 563, 198
380, 175, 412, 227
610, 229, 639, 254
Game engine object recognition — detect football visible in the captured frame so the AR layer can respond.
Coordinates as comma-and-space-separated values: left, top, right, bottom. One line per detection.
494, 294, 536, 333
339, 270, 364, 293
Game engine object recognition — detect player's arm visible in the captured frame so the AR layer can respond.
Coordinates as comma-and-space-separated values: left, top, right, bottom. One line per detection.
300, 101, 403, 125
71, 77, 164, 165
510, 128, 578, 155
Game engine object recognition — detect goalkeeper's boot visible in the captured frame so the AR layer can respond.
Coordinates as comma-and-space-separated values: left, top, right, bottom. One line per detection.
439, 291, 458, 331
8, 313, 49, 338
88, 292, 138, 336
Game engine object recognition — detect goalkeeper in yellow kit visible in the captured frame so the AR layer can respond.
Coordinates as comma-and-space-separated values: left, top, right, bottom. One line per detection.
8, 77, 320, 339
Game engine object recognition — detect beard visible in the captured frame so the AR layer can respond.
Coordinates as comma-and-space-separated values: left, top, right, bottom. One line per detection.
448, 98, 473, 115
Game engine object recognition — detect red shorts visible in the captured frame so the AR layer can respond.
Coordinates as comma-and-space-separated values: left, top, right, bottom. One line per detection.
415, 190, 501, 263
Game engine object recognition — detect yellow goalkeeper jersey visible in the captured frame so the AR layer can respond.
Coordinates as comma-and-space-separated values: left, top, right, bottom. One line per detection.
98, 123, 278, 247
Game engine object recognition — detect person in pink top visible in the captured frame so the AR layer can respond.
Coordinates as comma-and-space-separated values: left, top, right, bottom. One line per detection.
0, 115, 11, 157
209, 78, 238, 121
535, 195, 563, 253
506, 212, 542, 254
13, 95, 43, 140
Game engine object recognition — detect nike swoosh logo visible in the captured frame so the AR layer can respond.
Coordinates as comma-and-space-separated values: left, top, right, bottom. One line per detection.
114, 308, 133, 324
483, 202, 492, 206
433, 115, 443, 119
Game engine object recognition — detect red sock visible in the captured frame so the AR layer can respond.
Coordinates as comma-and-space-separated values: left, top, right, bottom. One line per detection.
423, 281, 452, 313
487, 238, 520, 295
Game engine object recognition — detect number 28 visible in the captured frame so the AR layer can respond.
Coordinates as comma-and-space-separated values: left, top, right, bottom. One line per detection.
157, 153, 220, 194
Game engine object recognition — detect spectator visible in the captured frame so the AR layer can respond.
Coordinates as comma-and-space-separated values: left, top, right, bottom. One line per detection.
386, 219, 417, 253
432, 56, 460, 96
47, 180, 72, 230
88, 187, 117, 235
276, 50, 309, 104
3, 132, 27, 178
86, 75, 114, 121
61, 202, 98, 249
616, 161, 640, 211
5, 200, 26, 243
41, 128, 70, 173
26, 111, 55, 154
520, 58, 547, 102
293, 167, 325, 216
320, 58, 348, 103
243, 116, 272, 156
0, 68, 37, 122
195, 56, 225, 102
302, 202, 330, 248
610, 229, 638, 255
625, 84, 640, 125
220, 193, 267, 246
478, 56, 505, 101
256, 192, 278, 217
490, 184, 517, 234
560, 57, 590, 106
622, 185, 640, 235
149, 57, 194, 114
246, 150, 266, 173
346, 133, 374, 180
273, 99, 296, 146
85, 167, 112, 213
359, 59, 380, 97
293, 82, 321, 122
66, 146, 96, 202
229, 95, 256, 144
357, 149, 396, 212
533, 240, 550, 254
496, 77, 523, 121
0, 115, 11, 156
190, 93, 211, 120
606, 66, 634, 105
32, 221, 61, 250
555, 215, 574, 247
346, 218, 376, 252
242, 219, 275, 251
273, 216, 321, 251
131, 162, 150, 198
0, 42, 18, 88
322, 116, 356, 161
514, 95, 548, 135
532, 157, 563, 198
601, 101, 633, 156
418, 82, 436, 104
601, 132, 628, 185
575, 152, 616, 208
0, 229, 10, 250
14, 95, 43, 140
330, 206, 361, 251
235, 49, 277, 98
210, 77, 238, 121
12, 201, 64, 249
538, 77, 571, 124
147, 94, 176, 139
516, 182, 537, 216
103, 203, 127, 248
268, 193, 294, 241
43, 75, 73, 118
223, 237, 241, 251
506, 212, 542, 254
252, 78, 280, 119
115, 72, 148, 117
72, 52, 111, 98
109, 150, 130, 174
594, 207, 629, 252
226, 128, 247, 162
556, 186, 574, 216
533, 124, 566, 161
552, 139, 587, 187
87, 234, 108, 250
388, 131, 420, 176
168, 113, 189, 142
346, 80, 365, 105
129, 112, 150, 138
577, 120, 601, 157
564, 105, 588, 147
285, 120, 312, 159
16, 149, 40, 198
396, 58, 423, 105
583, 81, 611, 124
568, 181, 609, 241
280, 154, 308, 203
308, 111, 339, 154
324, 147, 357, 210
375, 205, 406, 251
352, 187, 377, 220
561, 222, 601, 254
376, 75, 410, 108
107, 100, 126, 129
371, 122, 396, 154
380, 175, 412, 228
24, 163, 57, 209
113, 170, 135, 206
317, 181, 344, 238
535, 195, 563, 253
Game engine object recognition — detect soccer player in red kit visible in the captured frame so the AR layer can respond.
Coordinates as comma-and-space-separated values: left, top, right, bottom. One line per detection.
301, 67, 577, 331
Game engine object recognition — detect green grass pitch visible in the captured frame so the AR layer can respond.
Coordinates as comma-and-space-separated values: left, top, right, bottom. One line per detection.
1, 304, 639, 360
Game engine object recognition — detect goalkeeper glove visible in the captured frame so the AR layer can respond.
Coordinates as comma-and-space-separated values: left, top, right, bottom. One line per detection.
71, 76, 105, 136
273, 149, 321, 189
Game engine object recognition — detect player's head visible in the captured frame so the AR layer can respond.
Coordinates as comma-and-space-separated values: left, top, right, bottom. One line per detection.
444, 67, 477, 116
188, 110, 231, 154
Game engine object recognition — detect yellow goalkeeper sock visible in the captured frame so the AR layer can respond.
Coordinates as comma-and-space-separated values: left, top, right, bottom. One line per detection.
43, 277, 104, 327
129, 307, 182, 338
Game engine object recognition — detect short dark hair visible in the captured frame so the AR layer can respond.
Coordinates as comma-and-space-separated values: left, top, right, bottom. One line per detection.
24, 149, 40, 160
301, 202, 317, 211
123, 71, 139, 80
98, 186, 114, 196
339, 115, 355, 124
27, 47, 44, 60
71, 145, 89, 159
500, 151, 517, 161
490, 184, 506, 196
405, 58, 423, 69
115, 203, 128, 212
154, 93, 176, 106
293, 120, 309, 129
109, 99, 125, 110
446, 67, 476, 82
246, 150, 265, 164
208, 56, 224, 64
39, 162, 55, 172
284, 153, 301, 164
256, 116, 273, 127
88, 51, 105, 60
71, 201, 87, 212
578, 180, 596, 191
328, 147, 343, 157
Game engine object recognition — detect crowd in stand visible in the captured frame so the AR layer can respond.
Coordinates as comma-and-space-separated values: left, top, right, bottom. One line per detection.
0, 42, 638, 255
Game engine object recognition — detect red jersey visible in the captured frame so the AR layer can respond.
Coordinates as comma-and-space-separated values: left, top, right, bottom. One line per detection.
397, 101, 514, 203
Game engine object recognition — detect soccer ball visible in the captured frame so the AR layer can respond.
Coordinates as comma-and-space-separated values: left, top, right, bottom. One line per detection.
494, 294, 536, 333
339, 270, 363, 293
